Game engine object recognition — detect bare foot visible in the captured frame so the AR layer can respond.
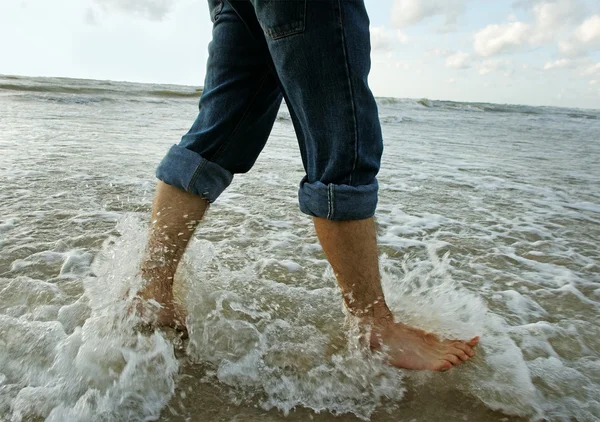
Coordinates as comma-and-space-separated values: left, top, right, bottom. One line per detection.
369, 319, 479, 371
132, 267, 188, 338
137, 286, 187, 332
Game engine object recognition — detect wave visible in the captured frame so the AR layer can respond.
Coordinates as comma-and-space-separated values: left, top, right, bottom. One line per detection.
0, 83, 111, 95
417, 98, 433, 108
149, 89, 202, 98
377, 97, 404, 105
381, 115, 414, 124
567, 113, 597, 120
0, 81, 203, 100
2, 76, 597, 118
395, 97, 600, 119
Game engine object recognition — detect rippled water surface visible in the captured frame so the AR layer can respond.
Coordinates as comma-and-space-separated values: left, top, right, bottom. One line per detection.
1, 75, 599, 422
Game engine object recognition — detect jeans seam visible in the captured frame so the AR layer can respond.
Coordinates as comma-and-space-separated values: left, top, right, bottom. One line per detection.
327, 184, 335, 220
210, 71, 271, 162
336, 0, 359, 186
187, 156, 208, 193
264, 0, 307, 40
226, 0, 262, 44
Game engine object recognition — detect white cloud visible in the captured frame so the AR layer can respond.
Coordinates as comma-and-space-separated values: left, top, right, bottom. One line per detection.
574, 15, 600, 45
92, 0, 177, 21
581, 63, 600, 76
474, 22, 531, 57
85, 7, 98, 25
558, 15, 600, 57
557, 15, 600, 57
370, 26, 409, 52
543, 59, 571, 70
474, 0, 595, 57
391, 0, 467, 29
558, 40, 587, 57
445, 51, 471, 69
529, 0, 586, 43
397, 31, 409, 44
370, 26, 395, 51
426, 48, 452, 57
477, 59, 512, 75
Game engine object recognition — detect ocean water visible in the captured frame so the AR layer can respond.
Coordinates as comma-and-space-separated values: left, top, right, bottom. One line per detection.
0, 75, 599, 422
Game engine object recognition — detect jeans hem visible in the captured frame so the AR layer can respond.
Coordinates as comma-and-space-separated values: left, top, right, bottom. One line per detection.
298, 178, 378, 221
155, 144, 233, 203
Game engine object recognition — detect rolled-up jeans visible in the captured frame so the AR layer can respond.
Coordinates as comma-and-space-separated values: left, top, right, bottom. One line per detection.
156, 0, 383, 221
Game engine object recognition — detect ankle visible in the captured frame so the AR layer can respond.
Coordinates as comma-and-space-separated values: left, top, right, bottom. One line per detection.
353, 301, 394, 326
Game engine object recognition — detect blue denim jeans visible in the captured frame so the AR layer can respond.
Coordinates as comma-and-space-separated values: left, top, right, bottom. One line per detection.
156, 0, 383, 220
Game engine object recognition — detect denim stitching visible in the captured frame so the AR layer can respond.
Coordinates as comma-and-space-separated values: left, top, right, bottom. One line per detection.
211, 71, 271, 162
336, 0, 359, 186
264, 1, 306, 40
187, 156, 208, 193
327, 184, 334, 220
331, 184, 336, 220
227, 0, 263, 43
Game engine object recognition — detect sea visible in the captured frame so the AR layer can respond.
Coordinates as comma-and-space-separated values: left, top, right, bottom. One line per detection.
0, 75, 599, 422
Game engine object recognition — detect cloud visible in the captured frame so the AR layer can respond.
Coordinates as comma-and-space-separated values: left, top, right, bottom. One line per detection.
477, 59, 512, 75
474, 0, 596, 57
528, 0, 587, 43
543, 59, 571, 70
92, 0, 177, 21
370, 26, 409, 52
426, 48, 452, 57
397, 31, 409, 44
474, 22, 531, 57
574, 15, 600, 45
558, 15, 600, 57
85, 7, 98, 25
581, 62, 600, 76
370, 26, 395, 51
391, 0, 467, 29
445, 51, 471, 69
558, 40, 587, 57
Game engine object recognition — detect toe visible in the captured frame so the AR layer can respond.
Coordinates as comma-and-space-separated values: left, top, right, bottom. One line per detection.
467, 336, 480, 347
449, 346, 470, 361
433, 360, 453, 372
453, 342, 475, 357
444, 353, 461, 366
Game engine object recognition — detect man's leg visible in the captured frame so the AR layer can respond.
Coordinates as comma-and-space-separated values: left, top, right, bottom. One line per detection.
314, 217, 478, 371
252, 0, 478, 370
138, 181, 208, 328
137, 0, 283, 327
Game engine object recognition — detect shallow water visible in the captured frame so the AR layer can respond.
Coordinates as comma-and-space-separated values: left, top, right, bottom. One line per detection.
1, 75, 599, 421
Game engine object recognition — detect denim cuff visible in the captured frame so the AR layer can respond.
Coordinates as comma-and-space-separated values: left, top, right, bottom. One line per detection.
298, 178, 379, 221
156, 144, 233, 203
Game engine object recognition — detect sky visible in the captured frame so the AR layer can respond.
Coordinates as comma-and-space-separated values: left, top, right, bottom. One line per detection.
0, 0, 599, 109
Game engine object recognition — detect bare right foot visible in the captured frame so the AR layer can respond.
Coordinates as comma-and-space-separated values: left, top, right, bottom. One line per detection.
136, 286, 187, 333
368, 319, 479, 371
132, 266, 188, 337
